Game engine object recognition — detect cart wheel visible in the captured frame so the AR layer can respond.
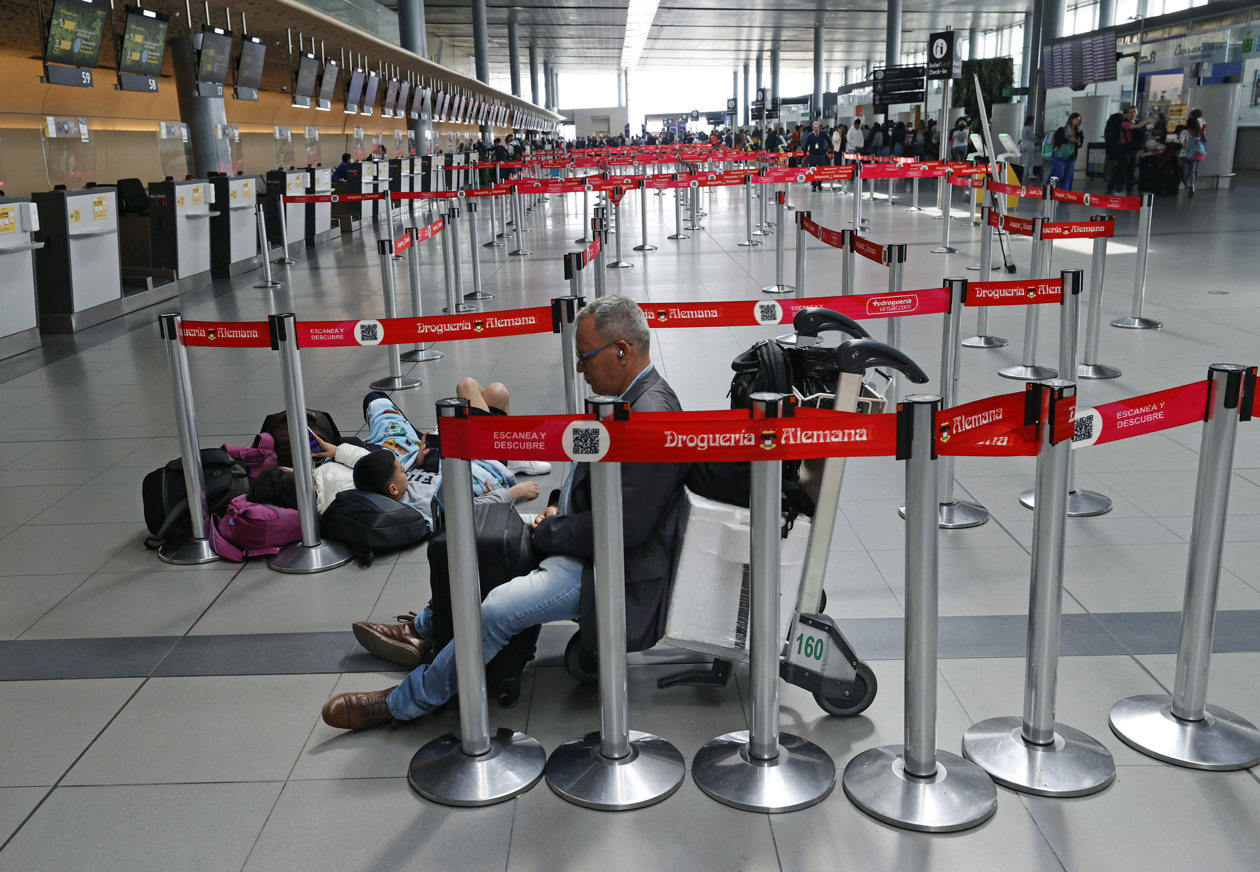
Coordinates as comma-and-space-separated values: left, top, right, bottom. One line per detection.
814, 662, 877, 717
818, 589, 827, 613
564, 631, 598, 684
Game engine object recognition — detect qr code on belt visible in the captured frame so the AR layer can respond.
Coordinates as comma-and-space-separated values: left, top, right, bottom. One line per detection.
758, 303, 779, 323
571, 427, 600, 456
1073, 414, 1094, 443
359, 323, 380, 343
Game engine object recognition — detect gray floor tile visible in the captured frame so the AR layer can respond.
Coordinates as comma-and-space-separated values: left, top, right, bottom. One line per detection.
243, 777, 515, 872
0, 783, 281, 872
0, 523, 134, 576
1063, 543, 1260, 614
19, 570, 236, 640
63, 675, 338, 785
0, 486, 78, 526
1136, 651, 1260, 722
0, 574, 89, 640
153, 631, 371, 677
0, 678, 143, 787
0, 786, 46, 846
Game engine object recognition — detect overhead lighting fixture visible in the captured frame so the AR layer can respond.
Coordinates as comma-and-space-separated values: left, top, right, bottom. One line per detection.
620, 0, 661, 71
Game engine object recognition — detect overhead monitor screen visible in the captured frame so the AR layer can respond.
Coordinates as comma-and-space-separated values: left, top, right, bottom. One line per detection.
118, 6, 169, 77
362, 72, 381, 111
397, 81, 411, 117
318, 59, 340, 104
236, 36, 266, 90
294, 53, 319, 98
345, 68, 365, 108
383, 78, 400, 115
45, 0, 109, 68
197, 28, 233, 84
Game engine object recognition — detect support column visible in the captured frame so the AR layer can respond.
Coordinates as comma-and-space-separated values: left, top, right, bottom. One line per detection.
508, 10, 521, 98
1028, 0, 1048, 146
733, 70, 739, 124
743, 62, 750, 127
617, 69, 624, 107
397, 0, 429, 58
171, 36, 230, 176
969, 28, 980, 61
543, 59, 553, 110
530, 44, 540, 107
1099, 0, 1115, 27
770, 46, 780, 104
1021, 12, 1034, 89
813, 24, 824, 120
756, 53, 764, 102
553, 69, 560, 111
472, 0, 491, 141
886, 0, 902, 68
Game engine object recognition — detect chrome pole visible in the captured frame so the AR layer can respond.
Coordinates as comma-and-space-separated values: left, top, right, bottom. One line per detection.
669, 185, 689, 240
1112, 194, 1161, 329
274, 181, 296, 264
794, 210, 807, 297
464, 201, 493, 301
738, 176, 760, 246
936, 278, 989, 528
841, 230, 854, 295
509, 186, 531, 255
552, 296, 584, 415
762, 190, 793, 294
998, 218, 1057, 380
962, 206, 1006, 348
633, 182, 656, 252
369, 239, 422, 392
884, 247, 905, 406
253, 204, 282, 288
930, 170, 957, 253
401, 226, 444, 363
1079, 217, 1119, 378
608, 194, 631, 268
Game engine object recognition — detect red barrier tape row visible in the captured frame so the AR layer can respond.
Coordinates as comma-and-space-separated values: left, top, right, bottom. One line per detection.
987, 181, 1045, 200
639, 288, 950, 329
988, 210, 1036, 237
1051, 189, 1142, 211
1073, 381, 1208, 448
179, 320, 271, 348
801, 217, 846, 249
851, 235, 888, 265
966, 279, 1062, 307
295, 306, 555, 348
949, 175, 988, 189
1041, 220, 1115, 239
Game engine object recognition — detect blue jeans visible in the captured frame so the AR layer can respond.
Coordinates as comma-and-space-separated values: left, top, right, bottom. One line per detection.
1049, 156, 1076, 190
386, 554, 584, 719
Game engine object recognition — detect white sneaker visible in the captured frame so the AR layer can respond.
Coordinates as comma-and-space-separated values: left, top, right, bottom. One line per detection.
506, 459, 552, 476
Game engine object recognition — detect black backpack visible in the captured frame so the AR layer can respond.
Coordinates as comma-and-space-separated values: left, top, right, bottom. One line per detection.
142, 448, 249, 550
319, 489, 431, 566
426, 502, 541, 708
1104, 113, 1124, 155
258, 409, 342, 468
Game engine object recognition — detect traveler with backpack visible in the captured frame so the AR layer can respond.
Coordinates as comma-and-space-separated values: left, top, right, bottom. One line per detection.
1049, 112, 1085, 190
950, 118, 970, 160
1105, 105, 1152, 195
1179, 117, 1206, 195
322, 296, 689, 730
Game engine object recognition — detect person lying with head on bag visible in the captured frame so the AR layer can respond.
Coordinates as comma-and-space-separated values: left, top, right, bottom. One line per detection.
322, 295, 690, 731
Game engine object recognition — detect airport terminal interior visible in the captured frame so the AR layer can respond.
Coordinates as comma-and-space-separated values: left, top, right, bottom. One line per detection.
1, 0, 1259, 870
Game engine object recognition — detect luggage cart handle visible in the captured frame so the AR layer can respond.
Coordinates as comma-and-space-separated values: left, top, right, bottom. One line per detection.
792, 307, 869, 341
836, 338, 929, 382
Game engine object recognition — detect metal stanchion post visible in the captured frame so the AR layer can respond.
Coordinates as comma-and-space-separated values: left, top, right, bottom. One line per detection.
841, 230, 855, 296
907, 175, 922, 212
274, 190, 296, 264
463, 200, 493, 301
930, 170, 957, 254
1109, 364, 1260, 770
509, 186, 531, 256
266, 313, 354, 574
998, 218, 1058, 380
442, 209, 475, 314
608, 191, 631, 268
592, 215, 607, 298
693, 393, 836, 813
633, 182, 656, 252
1079, 216, 1120, 379
963, 379, 1116, 796
668, 184, 689, 240
962, 207, 1008, 348
884, 245, 907, 406
754, 178, 770, 234
688, 179, 702, 231
794, 209, 808, 296
845, 395, 998, 832
576, 186, 592, 244
762, 191, 794, 294
1112, 193, 1161, 329
498, 188, 511, 238
387, 194, 405, 260
483, 196, 504, 248
408, 400, 546, 805
564, 252, 583, 301
851, 163, 866, 229
967, 194, 998, 272
369, 239, 423, 392
253, 204, 283, 289
156, 314, 218, 565
547, 398, 686, 809
738, 176, 761, 247
552, 296, 585, 415
400, 227, 444, 363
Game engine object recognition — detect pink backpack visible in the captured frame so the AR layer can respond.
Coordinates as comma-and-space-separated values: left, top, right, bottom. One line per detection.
210, 494, 302, 562
222, 433, 278, 480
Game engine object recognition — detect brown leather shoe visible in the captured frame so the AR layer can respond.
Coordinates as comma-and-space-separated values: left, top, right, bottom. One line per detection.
321, 687, 397, 730
352, 614, 433, 669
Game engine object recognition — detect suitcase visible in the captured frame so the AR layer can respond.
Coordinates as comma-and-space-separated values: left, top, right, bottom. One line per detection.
426, 502, 541, 707
1139, 153, 1181, 196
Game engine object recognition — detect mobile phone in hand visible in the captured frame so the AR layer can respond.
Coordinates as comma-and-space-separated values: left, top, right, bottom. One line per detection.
309, 431, 324, 465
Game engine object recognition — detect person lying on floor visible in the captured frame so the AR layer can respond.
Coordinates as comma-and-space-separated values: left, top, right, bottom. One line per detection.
320, 294, 689, 730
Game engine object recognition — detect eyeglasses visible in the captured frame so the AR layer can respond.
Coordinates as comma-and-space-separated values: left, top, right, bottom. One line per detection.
575, 339, 619, 370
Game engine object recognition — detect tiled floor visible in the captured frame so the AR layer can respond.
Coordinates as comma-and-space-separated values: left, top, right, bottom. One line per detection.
0, 171, 1257, 871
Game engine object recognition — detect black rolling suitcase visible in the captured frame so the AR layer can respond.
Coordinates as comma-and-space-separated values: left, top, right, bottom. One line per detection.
427, 502, 541, 707
1139, 153, 1181, 196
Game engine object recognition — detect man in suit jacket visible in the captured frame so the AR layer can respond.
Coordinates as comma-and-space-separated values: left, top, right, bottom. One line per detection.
322, 296, 688, 730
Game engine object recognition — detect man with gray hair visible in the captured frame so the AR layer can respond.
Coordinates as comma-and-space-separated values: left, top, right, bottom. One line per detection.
322, 295, 689, 730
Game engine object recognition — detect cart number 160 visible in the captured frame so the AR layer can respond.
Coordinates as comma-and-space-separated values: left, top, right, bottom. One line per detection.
794, 632, 825, 661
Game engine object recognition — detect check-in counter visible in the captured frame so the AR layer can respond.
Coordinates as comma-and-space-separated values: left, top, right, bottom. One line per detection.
33, 188, 173, 332
144, 179, 216, 291
0, 196, 43, 358
265, 169, 309, 257
365, 160, 386, 225
331, 162, 369, 234
304, 167, 340, 247
209, 175, 261, 278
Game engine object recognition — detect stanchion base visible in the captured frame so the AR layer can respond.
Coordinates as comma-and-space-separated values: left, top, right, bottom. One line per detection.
1108, 694, 1260, 771
737, 240, 763, 247
752, 230, 772, 237
966, 263, 1000, 272
408, 728, 546, 807
1019, 487, 1113, 517
895, 499, 989, 528
667, 233, 691, 240
774, 332, 823, 347
370, 374, 423, 392
632, 244, 658, 251
961, 334, 1008, 349
998, 364, 1058, 381
962, 716, 1115, 797
761, 284, 796, 295
1078, 363, 1122, 380
509, 249, 533, 257
253, 279, 284, 289
1111, 316, 1162, 330
464, 291, 494, 301
684, 225, 704, 232
267, 540, 354, 574
400, 348, 444, 363
842, 746, 997, 833
545, 730, 686, 810
929, 246, 959, 254
158, 536, 219, 566
905, 206, 924, 212
482, 240, 503, 248
443, 303, 478, 314
691, 731, 835, 813
574, 236, 593, 244
271, 257, 297, 265
607, 261, 633, 269
497, 232, 511, 239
